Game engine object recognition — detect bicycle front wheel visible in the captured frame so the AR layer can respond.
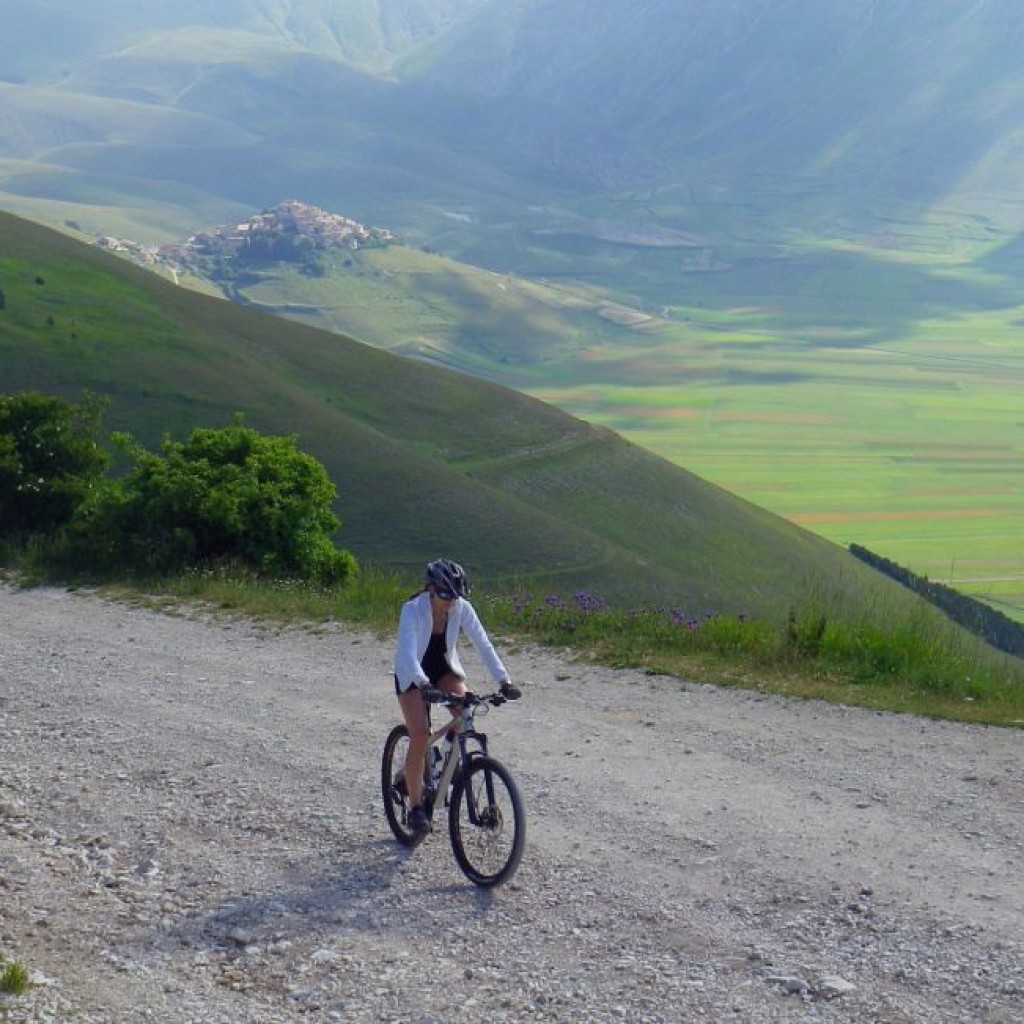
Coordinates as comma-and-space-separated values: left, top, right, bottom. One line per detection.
449, 755, 525, 887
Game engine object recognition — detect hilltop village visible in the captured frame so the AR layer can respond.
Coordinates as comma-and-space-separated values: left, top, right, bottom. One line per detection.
96, 200, 394, 275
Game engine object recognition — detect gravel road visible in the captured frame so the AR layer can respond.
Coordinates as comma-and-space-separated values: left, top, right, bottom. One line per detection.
1, 584, 1021, 1023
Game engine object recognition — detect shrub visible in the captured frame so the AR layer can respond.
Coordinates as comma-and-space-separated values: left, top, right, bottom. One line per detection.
0, 391, 110, 538
66, 421, 357, 584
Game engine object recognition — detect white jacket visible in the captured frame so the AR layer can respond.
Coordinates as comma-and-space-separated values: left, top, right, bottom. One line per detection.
393, 591, 509, 691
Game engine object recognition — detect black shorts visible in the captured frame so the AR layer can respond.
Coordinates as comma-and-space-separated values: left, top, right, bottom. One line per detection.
394, 666, 451, 696
394, 659, 453, 696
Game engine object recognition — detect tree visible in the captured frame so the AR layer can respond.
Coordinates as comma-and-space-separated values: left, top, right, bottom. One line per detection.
70, 420, 357, 584
0, 391, 110, 537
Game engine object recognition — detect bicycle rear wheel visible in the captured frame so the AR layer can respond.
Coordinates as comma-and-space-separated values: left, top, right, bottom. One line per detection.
448, 755, 525, 887
381, 724, 418, 846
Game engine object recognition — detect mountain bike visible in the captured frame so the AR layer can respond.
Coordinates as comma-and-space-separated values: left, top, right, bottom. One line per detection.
381, 684, 526, 887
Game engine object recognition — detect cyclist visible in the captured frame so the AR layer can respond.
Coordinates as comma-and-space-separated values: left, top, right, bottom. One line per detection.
393, 558, 518, 840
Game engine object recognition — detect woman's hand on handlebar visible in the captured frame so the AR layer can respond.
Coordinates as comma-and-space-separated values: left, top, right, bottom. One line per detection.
499, 681, 522, 702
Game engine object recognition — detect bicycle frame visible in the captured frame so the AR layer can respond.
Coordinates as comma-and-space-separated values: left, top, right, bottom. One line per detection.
425, 699, 491, 823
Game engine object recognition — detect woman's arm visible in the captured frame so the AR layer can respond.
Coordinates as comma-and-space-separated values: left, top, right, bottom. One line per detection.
458, 600, 510, 683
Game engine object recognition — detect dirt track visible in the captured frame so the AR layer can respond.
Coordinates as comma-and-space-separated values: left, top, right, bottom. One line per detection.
1, 585, 1021, 1022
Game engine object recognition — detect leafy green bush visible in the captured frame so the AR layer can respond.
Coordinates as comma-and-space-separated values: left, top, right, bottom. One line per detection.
0, 391, 109, 537
65, 421, 357, 584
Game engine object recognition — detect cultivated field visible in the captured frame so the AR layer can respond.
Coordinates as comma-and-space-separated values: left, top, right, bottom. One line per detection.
533, 305, 1024, 621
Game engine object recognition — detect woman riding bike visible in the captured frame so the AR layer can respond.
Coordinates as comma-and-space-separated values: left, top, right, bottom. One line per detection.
393, 558, 518, 840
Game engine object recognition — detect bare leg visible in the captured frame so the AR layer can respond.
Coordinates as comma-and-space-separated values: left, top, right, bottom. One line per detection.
398, 687, 430, 808
397, 673, 467, 809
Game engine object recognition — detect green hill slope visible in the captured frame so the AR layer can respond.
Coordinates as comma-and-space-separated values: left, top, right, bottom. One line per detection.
0, 208, 909, 618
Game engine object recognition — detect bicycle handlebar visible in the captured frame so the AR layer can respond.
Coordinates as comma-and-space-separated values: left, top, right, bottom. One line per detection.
420, 683, 522, 708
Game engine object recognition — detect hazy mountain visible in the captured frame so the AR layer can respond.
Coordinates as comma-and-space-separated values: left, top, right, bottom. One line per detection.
5, 0, 1024, 263
397, 0, 1024, 239
0, 1, 489, 79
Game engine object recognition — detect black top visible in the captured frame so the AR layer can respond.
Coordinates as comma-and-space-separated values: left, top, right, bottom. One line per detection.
420, 629, 450, 684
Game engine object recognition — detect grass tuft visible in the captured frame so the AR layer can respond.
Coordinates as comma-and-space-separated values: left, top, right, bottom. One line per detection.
0, 961, 30, 996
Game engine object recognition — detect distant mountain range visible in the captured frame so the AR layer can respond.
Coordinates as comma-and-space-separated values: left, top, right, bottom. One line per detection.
5, 0, 1024, 274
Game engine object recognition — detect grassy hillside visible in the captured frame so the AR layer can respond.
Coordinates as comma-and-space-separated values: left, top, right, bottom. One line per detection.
0, 208, 929, 624
179, 230, 1024, 623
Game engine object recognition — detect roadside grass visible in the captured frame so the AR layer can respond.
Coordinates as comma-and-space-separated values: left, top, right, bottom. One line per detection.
104, 567, 1024, 729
